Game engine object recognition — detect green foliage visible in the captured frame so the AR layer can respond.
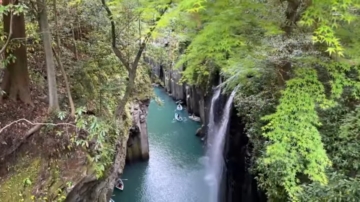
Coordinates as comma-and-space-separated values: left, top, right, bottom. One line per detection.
300, 102, 360, 202
300, 0, 360, 56
258, 67, 333, 199
0, 158, 41, 202
23, 177, 32, 187
297, 172, 360, 202
233, 67, 279, 167
324, 104, 360, 174
72, 107, 117, 178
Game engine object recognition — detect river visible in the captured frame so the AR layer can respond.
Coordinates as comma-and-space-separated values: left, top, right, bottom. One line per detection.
112, 87, 209, 202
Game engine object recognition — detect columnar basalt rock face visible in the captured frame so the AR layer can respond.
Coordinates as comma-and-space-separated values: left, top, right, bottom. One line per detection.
224, 106, 267, 202
153, 66, 207, 122
126, 100, 150, 162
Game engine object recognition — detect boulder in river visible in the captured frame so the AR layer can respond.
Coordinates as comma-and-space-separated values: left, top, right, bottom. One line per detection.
195, 125, 205, 137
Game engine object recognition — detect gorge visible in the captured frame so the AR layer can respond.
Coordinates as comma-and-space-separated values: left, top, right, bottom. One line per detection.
148, 63, 266, 202
1, 1, 360, 202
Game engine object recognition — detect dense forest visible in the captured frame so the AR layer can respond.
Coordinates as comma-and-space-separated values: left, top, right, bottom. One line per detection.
0, 0, 360, 201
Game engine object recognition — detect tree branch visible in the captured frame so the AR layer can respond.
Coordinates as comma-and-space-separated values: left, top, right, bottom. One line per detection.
101, 0, 130, 71
0, 118, 76, 135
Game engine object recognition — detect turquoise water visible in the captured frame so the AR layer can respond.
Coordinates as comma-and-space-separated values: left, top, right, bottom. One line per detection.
112, 87, 208, 202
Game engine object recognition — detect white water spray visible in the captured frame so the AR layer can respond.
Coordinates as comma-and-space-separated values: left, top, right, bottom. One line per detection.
208, 87, 221, 136
205, 88, 237, 202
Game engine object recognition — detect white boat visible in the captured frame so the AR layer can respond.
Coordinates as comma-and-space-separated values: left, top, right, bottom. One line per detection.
175, 113, 183, 121
189, 115, 201, 122
115, 178, 124, 191
176, 103, 183, 111
110, 199, 115, 202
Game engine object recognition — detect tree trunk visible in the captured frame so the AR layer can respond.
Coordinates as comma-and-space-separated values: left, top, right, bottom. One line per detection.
1, 0, 32, 104
53, 0, 75, 117
71, 25, 78, 60
37, 0, 59, 112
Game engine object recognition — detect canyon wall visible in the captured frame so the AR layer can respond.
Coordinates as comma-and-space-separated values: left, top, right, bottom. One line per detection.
224, 106, 267, 202
148, 57, 207, 123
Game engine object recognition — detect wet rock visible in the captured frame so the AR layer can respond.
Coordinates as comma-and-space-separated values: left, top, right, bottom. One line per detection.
140, 114, 146, 123
195, 125, 205, 137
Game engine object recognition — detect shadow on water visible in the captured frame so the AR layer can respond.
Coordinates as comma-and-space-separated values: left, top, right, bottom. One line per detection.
112, 87, 208, 202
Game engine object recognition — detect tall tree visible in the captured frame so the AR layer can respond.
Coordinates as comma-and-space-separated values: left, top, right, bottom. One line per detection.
1, 0, 32, 104
37, 0, 59, 112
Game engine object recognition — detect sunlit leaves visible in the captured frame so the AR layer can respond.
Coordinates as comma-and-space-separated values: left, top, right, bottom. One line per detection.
259, 68, 332, 200
175, 0, 270, 86
300, 0, 360, 57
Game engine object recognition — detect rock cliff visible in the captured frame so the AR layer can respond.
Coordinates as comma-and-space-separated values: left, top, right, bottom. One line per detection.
126, 100, 150, 162
224, 106, 267, 202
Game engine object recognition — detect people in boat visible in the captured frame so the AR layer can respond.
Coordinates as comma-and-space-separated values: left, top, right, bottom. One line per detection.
116, 179, 123, 188
175, 113, 183, 121
176, 103, 182, 111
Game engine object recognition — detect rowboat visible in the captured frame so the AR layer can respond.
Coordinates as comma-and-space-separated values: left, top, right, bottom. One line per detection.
176, 103, 183, 111
175, 113, 183, 121
115, 178, 124, 191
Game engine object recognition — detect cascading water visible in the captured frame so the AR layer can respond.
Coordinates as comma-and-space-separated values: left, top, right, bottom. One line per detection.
205, 88, 237, 202
207, 77, 222, 146
208, 87, 221, 138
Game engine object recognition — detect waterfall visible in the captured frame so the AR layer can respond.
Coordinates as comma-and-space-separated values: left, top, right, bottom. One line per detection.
208, 76, 222, 134
208, 87, 221, 136
205, 88, 237, 202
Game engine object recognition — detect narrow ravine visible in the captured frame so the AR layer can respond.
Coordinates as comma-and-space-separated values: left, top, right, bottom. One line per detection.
112, 87, 208, 202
